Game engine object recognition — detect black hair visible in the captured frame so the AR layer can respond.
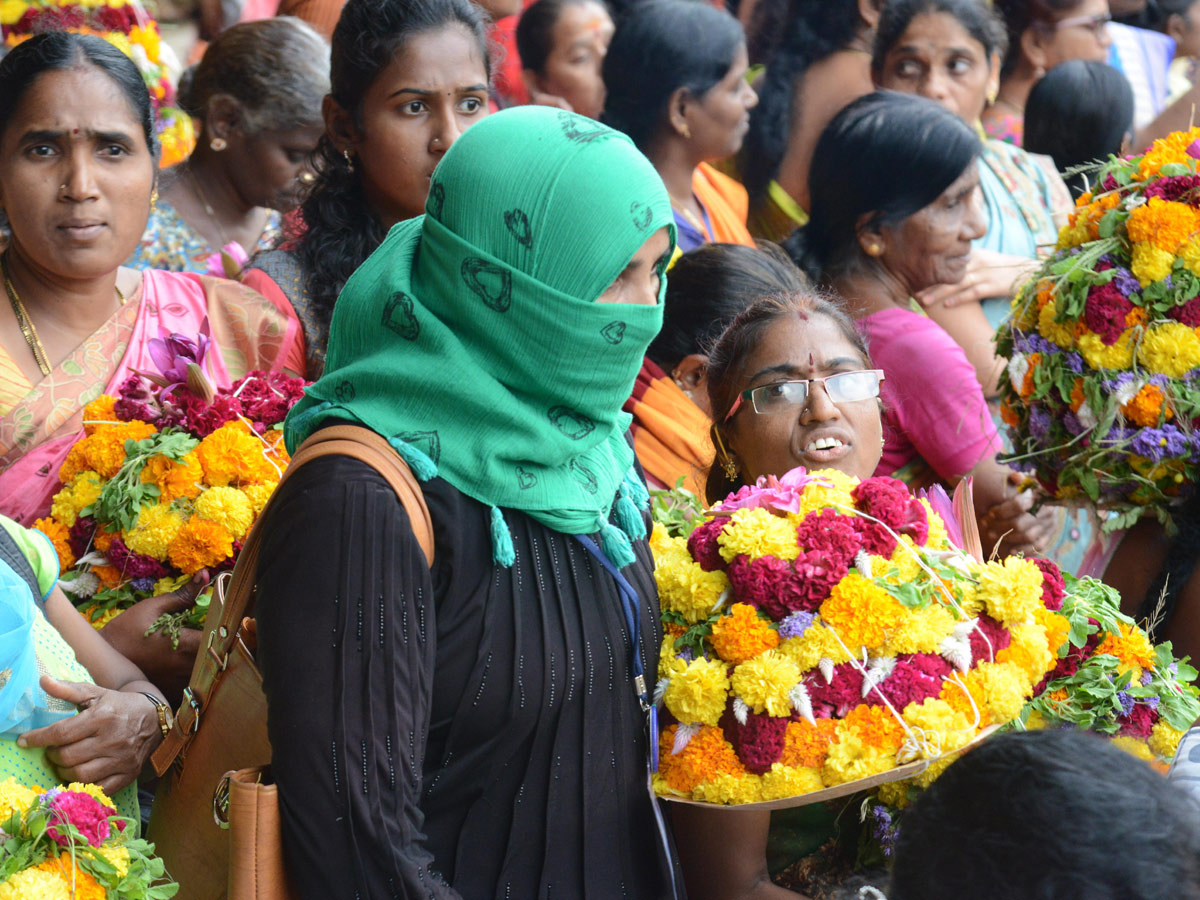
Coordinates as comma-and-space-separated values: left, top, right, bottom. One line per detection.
517, 0, 606, 73
872, 0, 1009, 78
649, 241, 808, 372
177, 17, 329, 134
992, 0, 1089, 77
782, 90, 980, 283
0, 32, 157, 157
1024, 60, 1133, 197
890, 729, 1200, 900
292, 0, 490, 331
1135, 489, 1200, 634
1151, 0, 1200, 29
739, 0, 864, 206
600, 0, 744, 154
704, 288, 869, 502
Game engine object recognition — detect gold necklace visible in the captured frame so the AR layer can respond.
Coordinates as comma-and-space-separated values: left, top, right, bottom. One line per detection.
1, 253, 124, 378
188, 166, 233, 249
670, 193, 709, 237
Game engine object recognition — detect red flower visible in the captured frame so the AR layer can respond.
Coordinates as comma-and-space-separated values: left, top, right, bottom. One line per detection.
968, 615, 1012, 666
875, 653, 952, 711
1083, 283, 1134, 346
687, 519, 727, 572
68, 517, 97, 559
1117, 703, 1157, 739
184, 394, 244, 437
794, 509, 861, 568
1143, 174, 1200, 204
106, 537, 169, 580
852, 477, 928, 547
854, 519, 897, 557
1031, 558, 1065, 612
726, 551, 846, 621
1170, 297, 1200, 328
720, 705, 789, 774
806, 663, 873, 718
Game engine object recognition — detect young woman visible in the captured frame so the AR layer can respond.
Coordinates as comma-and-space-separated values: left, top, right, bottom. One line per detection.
0, 33, 304, 696
241, 0, 491, 377
984, 0, 1113, 144
126, 17, 329, 273
602, 0, 758, 253
517, 0, 614, 120
255, 106, 682, 898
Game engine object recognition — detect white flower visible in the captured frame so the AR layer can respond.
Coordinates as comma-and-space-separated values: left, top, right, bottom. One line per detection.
733, 696, 750, 725
672, 722, 701, 755
1007, 352, 1029, 394
818, 657, 836, 684
60, 571, 100, 599
861, 657, 896, 698
1077, 400, 1099, 431
790, 682, 816, 725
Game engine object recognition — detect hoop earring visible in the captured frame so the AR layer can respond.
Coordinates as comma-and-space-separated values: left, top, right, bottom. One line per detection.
209, 137, 227, 152
342, 149, 355, 172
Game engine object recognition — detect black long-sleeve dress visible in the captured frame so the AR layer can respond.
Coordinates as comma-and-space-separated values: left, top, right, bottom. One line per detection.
255, 454, 680, 899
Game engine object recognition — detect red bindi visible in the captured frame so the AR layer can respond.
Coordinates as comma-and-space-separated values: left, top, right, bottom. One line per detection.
73, 128, 80, 135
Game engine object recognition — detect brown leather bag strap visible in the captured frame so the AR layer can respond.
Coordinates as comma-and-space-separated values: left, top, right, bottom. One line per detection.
151, 425, 434, 775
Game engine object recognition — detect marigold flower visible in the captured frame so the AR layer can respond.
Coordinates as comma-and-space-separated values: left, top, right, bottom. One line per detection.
969, 661, 1030, 725
653, 540, 730, 625
821, 731, 894, 786
140, 451, 203, 502
1126, 198, 1200, 254
168, 515, 235, 574
996, 623, 1054, 683
656, 724, 743, 795
0, 777, 38, 821
1055, 221, 1090, 251
939, 671, 988, 724
717, 507, 803, 564
122, 503, 185, 561
839, 704, 904, 753
195, 485, 255, 540
879, 604, 957, 656
901, 697, 975, 754
1111, 735, 1156, 763
1138, 321, 1200, 376
1136, 127, 1200, 181
195, 422, 279, 487
1121, 383, 1173, 426
92, 564, 124, 589
0, 867, 71, 900
1095, 622, 1156, 677
791, 468, 859, 516
1078, 329, 1136, 371
710, 603, 779, 664
759, 762, 824, 801
1033, 606, 1071, 657
663, 656, 730, 726
1149, 719, 1185, 759
780, 718, 838, 768
731, 650, 800, 716
1000, 399, 1021, 427
1019, 352, 1042, 399
777, 622, 853, 672
818, 573, 908, 654
35, 855, 104, 900
242, 481, 277, 517
78, 421, 157, 479
33, 517, 75, 571
1130, 241, 1176, 286
977, 557, 1043, 627
691, 771, 764, 804
48, 471, 103, 529
1037, 298, 1077, 349
81, 395, 118, 434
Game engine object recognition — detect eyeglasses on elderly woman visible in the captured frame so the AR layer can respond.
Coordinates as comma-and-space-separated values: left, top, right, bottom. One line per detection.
723, 369, 884, 422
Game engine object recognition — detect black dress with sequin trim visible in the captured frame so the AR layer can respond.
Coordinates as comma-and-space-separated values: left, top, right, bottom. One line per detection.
255, 455, 680, 899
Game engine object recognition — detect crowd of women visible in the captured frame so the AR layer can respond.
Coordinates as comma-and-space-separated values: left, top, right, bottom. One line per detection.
1, 0, 1200, 897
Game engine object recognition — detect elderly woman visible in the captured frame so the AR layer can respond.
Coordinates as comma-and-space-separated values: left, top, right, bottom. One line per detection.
602, 0, 758, 253
254, 107, 681, 897
0, 33, 305, 696
781, 91, 1056, 556
126, 17, 329, 273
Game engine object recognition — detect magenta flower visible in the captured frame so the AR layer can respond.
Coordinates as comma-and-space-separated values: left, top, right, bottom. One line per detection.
205, 241, 250, 279
1187, 138, 1200, 160
719, 466, 834, 515
46, 791, 115, 848
145, 318, 214, 400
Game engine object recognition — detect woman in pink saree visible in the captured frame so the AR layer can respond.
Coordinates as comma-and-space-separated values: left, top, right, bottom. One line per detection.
0, 33, 304, 694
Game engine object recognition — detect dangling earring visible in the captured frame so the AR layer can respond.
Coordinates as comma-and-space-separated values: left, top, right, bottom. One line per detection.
150, 188, 159, 205
986, 86, 998, 106
210, 137, 227, 152
712, 428, 739, 480
342, 149, 355, 172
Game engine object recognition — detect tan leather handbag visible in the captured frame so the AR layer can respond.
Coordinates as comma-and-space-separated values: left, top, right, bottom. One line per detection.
147, 425, 435, 900
220, 766, 290, 900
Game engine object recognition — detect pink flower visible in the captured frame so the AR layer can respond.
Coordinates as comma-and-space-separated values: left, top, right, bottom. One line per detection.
719, 466, 834, 515
968, 615, 1012, 666
184, 393, 244, 437
794, 509, 861, 569
46, 791, 115, 849
205, 242, 250, 279
686, 518, 726, 572
1083, 283, 1133, 345
1031, 558, 1065, 612
726, 551, 846, 621
1169, 296, 1200, 328
1118, 703, 1156, 738
106, 537, 169, 580
853, 477, 928, 545
875, 653, 952, 711
720, 705, 789, 774
146, 319, 212, 398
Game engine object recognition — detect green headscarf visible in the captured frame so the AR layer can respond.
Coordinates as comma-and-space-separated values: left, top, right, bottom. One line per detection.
285, 107, 676, 567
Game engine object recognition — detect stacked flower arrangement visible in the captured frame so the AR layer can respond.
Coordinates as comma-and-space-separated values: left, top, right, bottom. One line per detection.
649, 467, 1071, 806
0, 777, 176, 897
33, 340, 305, 644
996, 126, 1200, 531
1, 0, 195, 168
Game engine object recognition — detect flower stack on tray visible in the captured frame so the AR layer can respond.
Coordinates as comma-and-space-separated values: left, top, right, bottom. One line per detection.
649, 468, 1071, 807
34, 335, 306, 644
997, 126, 1200, 531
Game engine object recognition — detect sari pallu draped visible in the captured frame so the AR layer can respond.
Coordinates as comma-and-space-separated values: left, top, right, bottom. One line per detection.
623, 358, 713, 500
0, 269, 304, 525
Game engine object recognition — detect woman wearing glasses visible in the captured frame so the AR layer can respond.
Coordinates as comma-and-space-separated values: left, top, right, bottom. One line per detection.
985, 0, 1113, 145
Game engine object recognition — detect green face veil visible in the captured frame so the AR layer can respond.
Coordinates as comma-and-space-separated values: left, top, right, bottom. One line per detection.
285, 107, 676, 567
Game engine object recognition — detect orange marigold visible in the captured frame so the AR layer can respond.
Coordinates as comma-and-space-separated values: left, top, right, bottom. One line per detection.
657, 724, 744, 794
33, 517, 75, 571
1020, 352, 1042, 400
93, 564, 124, 589
81, 422, 157, 478
37, 853, 105, 900
664, 621, 687, 642
710, 603, 779, 665
81, 395, 118, 435
1000, 399, 1020, 427
168, 516, 235, 574
1125, 306, 1148, 329
1121, 384, 1172, 427
838, 704, 905, 753
940, 673, 989, 726
93, 525, 116, 553
1034, 606, 1071, 656
1126, 197, 1200, 254
780, 718, 838, 769
1136, 127, 1200, 181
818, 573, 908, 654
141, 451, 204, 501
1095, 622, 1156, 676
1069, 378, 1085, 412
196, 423, 279, 487
58, 441, 91, 484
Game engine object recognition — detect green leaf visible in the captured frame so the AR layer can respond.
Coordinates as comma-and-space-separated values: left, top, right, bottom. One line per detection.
1098, 208, 1120, 238
1159, 163, 1192, 177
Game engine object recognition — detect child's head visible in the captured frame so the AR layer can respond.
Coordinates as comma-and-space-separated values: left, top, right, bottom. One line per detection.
890, 729, 1200, 900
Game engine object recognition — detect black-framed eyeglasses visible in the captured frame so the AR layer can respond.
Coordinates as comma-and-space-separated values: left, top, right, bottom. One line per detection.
723, 369, 885, 423
1041, 11, 1111, 37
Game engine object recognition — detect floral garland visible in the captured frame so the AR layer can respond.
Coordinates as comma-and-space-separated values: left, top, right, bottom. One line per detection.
650, 467, 1074, 806
2, 0, 195, 168
996, 126, 1200, 530
0, 778, 176, 897
33, 340, 306, 642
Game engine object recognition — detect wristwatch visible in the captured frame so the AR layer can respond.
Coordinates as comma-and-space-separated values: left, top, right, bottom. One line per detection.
139, 692, 175, 739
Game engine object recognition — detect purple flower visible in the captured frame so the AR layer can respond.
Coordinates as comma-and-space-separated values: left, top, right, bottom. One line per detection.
1141, 671, 1154, 686
778, 610, 816, 640
1102, 372, 1136, 393
1144, 695, 1161, 711
131, 577, 157, 593
1029, 407, 1052, 440
1065, 352, 1084, 374
1130, 426, 1188, 461
146, 318, 212, 397
1064, 412, 1085, 436
870, 805, 897, 858
1111, 268, 1141, 298
1117, 691, 1135, 716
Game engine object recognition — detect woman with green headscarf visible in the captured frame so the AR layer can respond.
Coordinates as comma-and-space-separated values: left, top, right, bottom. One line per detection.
253, 106, 680, 899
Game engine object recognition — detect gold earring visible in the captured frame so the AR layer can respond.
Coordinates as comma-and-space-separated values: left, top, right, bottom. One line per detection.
722, 455, 739, 479
712, 428, 739, 479
59, 183, 68, 195
986, 86, 998, 105
150, 188, 159, 204
680, 123, 691, 139
210, 137, 227, 151
342, 149, 355, 172
866, 242, 883, 257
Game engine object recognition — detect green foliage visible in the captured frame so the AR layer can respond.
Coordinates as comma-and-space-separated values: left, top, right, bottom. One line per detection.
650, 479, 706, 538
92, 430, 199, 532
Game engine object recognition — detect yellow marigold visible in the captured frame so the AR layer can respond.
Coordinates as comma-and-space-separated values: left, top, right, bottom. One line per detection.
81, 395, 118, 434
759, 762, 825, 801
0, 867, 70, 900
1149, 719, 1185, 759
97, 845, 131, 878
920, 500, 950, 550
818, 573, 908, 654
710, 603, 779, 664
912, 749, 963, 789
664, 656, 730, 726
879, 604, 957, 656
1078, 190, 1121, 239
168, 515, 235, 574
1034, 606, 1071, 657
1122, 383, 1173, 427
940, 671, 988, 725
1139, 321, 1200, 376
1137, 126, 1200, 181
1131, 241, 1177, 286
970, 661, 1030, 725
1180, 235, 1200, 277
37, 855, 104, 900
1095, 622, 1156, 677
730, 650, 800, 716
777, 622, 853, 673
140, 452, 203, 502
717, 507, 802, 563
840, 704, 905, 753
80, 606, 120, 630
780, 718, 838, 768
977, 557, 1043, 627
996, 623, 1055, 684
791, 468, 859, 517
65, 781, 116, 809
195, 486, 255, 540
1078, 328, 1136, 371
876, 778, 912, 809
1037, 298, 1077, 350
902, 697, 976, 755
692, 771, 764, 805
1112, 735, 1156, 763
821, 731, 895, 786
153, 573, 191, 596
1126, 197, 1200, 254
242, 481, 277, 517
33, 517, 75, 571
656, 724, 743, 795
1055, 220, 1090, 251
1025, 709, 1049, 730
887, 538, 924, 582
80, 421, 157, 479
653, 546, 730, 625
195, 422, 278, 487
122, 503, 186, 561
0, 777, 38, 821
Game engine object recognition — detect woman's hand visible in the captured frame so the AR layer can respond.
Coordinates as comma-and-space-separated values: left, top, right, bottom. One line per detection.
915, 249, 1039, 310
100, 575, 208, 703
17, 676, 161, 794
528, 88, 574, 112
979, 475, 1060, 556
